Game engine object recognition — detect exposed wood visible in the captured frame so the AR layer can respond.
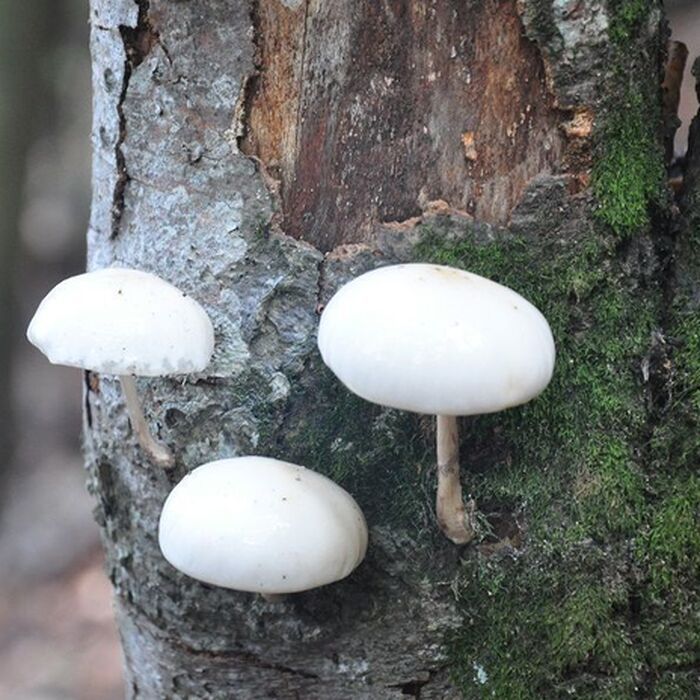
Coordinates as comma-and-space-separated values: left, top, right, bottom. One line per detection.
243, 0, 564, 250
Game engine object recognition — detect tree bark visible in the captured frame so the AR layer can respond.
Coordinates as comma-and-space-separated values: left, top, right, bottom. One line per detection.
86, 1, 700, 697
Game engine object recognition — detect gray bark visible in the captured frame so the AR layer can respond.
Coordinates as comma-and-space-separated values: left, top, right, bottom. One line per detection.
86, 1, 699, 698
87, 1, 461, 696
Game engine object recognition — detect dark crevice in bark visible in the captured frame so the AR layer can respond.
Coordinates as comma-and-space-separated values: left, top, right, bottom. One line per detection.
177, 645, 322, 680
315, 252, 327, 313
112, 0, 158, 238
83, 370, 94, 429
235, 0, 260, 154
387, 670, 435, 698
644, 46, 692, 421
656, 660, 700, 674
292, 0, 310, 162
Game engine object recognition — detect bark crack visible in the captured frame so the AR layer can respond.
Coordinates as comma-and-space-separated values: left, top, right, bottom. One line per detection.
315, 251, 326, 313
112, 0, 159, 238
83, 370, 94, 429
636, 46, 692, 454
387, 669, 441, 698
183, 645, 322, 681
166, 630, 323, 681
119, 592, 322, 681
233, 0, 259, 153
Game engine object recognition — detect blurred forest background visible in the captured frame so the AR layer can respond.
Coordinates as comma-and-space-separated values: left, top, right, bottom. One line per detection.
0, 3, 122, 698
0, 1, 697, 698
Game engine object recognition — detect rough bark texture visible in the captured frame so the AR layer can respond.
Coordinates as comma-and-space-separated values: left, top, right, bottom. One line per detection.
86, 0, 700, 698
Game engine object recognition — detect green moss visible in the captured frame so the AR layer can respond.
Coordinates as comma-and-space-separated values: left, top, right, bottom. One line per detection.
591, 90, 665, 236
676, 314, 700, 415
415, 226, 653, 539
267, 194, 697, 694
638, 475, 700, 594
590, 0, 665, 236
451, 551, 641, 699
649, 304, 700, 481
270, 360, 434, 531
413, 221, 679, 696
654, 674, 700, 700
608, 0, 654, 45
573, 438, 646, 538
637, 303, 700, 607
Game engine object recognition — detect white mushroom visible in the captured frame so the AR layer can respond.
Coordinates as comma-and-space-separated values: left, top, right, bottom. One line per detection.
158, 457, 368, 595
317, 263, 555, 544
27, 267, 215, 468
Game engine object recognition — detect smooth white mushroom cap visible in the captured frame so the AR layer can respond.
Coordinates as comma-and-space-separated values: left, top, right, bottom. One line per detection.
318, 263, 555, 416
27, 268, 214, 376
158, 457, 368, 594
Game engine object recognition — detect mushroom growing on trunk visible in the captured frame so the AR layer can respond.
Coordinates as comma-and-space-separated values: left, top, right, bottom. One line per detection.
317, 263, 555, 544
27, 267, 215, 469
158, 457, 368, 596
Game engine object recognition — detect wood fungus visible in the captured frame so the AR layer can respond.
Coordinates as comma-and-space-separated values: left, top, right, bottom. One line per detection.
317, 263, 555, 545
158, 457, 368, 596
27, 267, 214, 469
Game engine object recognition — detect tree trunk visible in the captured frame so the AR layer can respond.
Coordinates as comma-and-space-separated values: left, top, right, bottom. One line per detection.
86, 1, 700, 697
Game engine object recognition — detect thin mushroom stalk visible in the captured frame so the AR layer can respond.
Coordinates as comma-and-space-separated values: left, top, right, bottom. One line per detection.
26, 269, 214, 472
317, 263, 556, 546
436, 415, 475, 544
120, 375, 175, 469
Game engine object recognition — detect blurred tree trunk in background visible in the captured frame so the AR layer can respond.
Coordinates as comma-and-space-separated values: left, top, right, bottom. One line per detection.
0, 1, 54, 488
86, 1, 700, 697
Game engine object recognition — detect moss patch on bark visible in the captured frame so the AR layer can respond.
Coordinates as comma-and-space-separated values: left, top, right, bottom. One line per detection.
591, 0, 666, 236
256, 190, 698, 695
273, 360, 435, 530
411, 199, 697, 696
592, 89, 665, 236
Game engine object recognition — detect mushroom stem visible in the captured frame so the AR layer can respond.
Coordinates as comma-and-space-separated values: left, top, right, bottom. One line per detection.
261, 593, 287, 603
436, 414, 475, 544
119, 375, 175, 469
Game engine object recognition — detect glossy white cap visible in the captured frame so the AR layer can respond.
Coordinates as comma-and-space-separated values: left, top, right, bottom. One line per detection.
318, 263, 555, 416
158, 457, 368, 594
27, 268, 214, 376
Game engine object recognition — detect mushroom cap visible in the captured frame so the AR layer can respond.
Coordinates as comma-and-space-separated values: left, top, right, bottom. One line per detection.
27, 268, 214, 376
158, 457, 368, 594
318, 263, 555, 416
